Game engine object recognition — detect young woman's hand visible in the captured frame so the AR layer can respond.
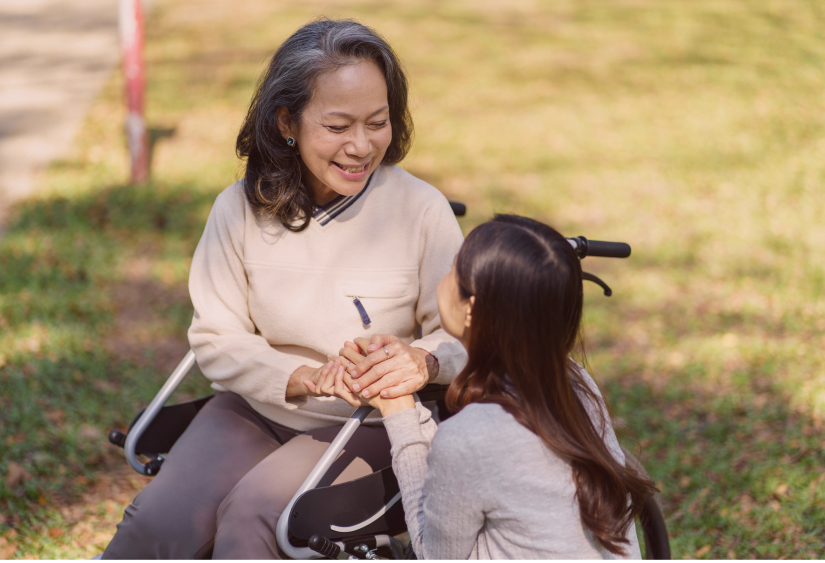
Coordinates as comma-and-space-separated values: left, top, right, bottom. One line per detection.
339, 335, 438, 400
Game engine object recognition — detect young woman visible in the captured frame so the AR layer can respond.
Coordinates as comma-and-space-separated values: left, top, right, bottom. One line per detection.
103, 19, 466, 559
332, 215, 657, 559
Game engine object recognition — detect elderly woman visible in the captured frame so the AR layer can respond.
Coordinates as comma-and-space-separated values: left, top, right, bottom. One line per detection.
103, 19, 465, 559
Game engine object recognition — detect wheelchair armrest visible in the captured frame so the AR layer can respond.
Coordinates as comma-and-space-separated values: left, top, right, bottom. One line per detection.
416, 383, 450, 403
276, 406, 374, 559
121, 350, 197, 475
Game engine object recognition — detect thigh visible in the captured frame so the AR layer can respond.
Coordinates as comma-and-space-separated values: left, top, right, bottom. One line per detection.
103, 392, 292, 559
213, 424, 392, 559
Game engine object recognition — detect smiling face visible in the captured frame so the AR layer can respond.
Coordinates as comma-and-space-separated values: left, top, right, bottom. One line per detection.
277, 60, 392, 206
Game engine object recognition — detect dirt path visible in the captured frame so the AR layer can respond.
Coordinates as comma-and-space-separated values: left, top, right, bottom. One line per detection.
0, 0, 120, 229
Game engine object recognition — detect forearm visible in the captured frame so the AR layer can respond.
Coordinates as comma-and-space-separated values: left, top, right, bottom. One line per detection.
383, 405, 435, 557
384, 404, 477, 559
188, 324, 305, 407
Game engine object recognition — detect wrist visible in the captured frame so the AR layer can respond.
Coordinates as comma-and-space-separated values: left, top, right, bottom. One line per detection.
378, 395, 416, 417
413, 347, 439, 382
425, 351, 439, 382
286, 365, 313, 398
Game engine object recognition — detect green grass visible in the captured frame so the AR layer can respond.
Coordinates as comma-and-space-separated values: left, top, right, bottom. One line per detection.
1, 0, 824, 558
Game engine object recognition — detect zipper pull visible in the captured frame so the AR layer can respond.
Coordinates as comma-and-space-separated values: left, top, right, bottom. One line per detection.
349, 296, 371, 326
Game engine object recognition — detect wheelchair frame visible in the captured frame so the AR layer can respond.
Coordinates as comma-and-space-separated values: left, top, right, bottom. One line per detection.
109, 350, 671, 560
106, 224, 671, 559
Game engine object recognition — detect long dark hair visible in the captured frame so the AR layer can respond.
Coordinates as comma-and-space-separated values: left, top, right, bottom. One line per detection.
236, 18, 413, 231
445, 215, 657, 555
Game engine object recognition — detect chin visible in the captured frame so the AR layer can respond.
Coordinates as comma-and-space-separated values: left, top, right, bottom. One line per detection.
340, 184, 368, 196
329, 179, 370, 197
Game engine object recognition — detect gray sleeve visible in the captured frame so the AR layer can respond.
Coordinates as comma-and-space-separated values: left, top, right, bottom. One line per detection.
384, 404, 485, 560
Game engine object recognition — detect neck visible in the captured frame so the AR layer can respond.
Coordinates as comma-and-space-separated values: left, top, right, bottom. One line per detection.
300, 160, 338, 206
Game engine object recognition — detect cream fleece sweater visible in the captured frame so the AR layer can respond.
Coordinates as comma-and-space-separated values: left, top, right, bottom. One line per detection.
188, 165, 467, 431
383, 367, 642, 560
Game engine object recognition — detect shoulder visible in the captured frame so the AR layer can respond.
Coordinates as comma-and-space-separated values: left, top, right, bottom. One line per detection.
569, 361, 608, 422
212, 180, 247, 215
433, 403, 530, 457
375, 165, 453, 212
212, 180, 247, 224
569, 362, 627, 467
379, 165, 444, 198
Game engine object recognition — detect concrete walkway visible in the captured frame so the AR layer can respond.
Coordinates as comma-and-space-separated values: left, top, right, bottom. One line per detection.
0, 0, 120, 222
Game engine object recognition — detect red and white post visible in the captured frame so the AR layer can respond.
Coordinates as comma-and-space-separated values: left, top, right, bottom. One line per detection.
119, 0, 149, 184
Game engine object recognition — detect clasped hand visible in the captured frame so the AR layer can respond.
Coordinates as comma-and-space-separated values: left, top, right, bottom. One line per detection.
301, 335, 436, 414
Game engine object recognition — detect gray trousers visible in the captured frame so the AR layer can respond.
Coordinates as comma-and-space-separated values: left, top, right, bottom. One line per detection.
103, 391, 392, 559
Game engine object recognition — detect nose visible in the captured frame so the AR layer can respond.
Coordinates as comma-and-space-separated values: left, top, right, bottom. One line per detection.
345, 125, 371, 157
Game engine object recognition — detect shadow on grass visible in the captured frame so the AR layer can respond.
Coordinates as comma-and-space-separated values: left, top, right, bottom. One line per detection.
583, 286, 825, 558
11, 181, 211, 237
1, 182, 822, 558
607, 374, 825, 558
148, 126, 177, 175
0, 182, 218, 525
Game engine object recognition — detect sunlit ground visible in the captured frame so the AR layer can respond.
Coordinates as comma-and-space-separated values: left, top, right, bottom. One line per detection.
1, 0, 824, 558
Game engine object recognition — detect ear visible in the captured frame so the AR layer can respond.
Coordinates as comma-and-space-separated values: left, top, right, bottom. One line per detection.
276, 106, 297, 141
464, 295, 475, 328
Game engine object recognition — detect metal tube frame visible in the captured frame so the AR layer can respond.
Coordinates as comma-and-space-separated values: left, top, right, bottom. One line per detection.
123, 349, 196, 475
275, 405, 374, 559
123, 354, 389, 558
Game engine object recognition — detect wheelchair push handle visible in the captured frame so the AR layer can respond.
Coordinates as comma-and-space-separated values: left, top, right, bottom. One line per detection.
566, 236, 631, 259
583, 239, 631, 258
565, 237, 632, 297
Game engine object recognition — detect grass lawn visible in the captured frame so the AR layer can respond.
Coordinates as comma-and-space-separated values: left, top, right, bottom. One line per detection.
1, 0, 824, 558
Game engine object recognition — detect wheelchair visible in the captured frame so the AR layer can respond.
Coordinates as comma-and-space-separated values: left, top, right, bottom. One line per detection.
106, 202, 671, 559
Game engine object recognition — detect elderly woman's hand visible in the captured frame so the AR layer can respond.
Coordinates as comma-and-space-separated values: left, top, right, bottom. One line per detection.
331, 357, 416, 416
336, 335, 438, 399
292, 359, 344, 398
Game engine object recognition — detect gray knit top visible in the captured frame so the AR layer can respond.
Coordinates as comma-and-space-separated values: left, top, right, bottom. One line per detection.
383, 371, 641, 560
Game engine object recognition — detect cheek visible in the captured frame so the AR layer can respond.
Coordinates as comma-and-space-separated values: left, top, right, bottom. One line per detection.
298, 126, 336, 160
307, 135, 338, 162
376, 125, 393, 150
436, 278, 458, 329
436, 277, 448, 319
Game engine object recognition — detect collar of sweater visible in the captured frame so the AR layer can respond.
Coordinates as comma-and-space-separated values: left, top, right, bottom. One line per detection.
312, 172, 375, 227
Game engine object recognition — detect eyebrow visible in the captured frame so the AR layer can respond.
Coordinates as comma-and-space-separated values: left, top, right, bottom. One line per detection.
324, 106, 389, 119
